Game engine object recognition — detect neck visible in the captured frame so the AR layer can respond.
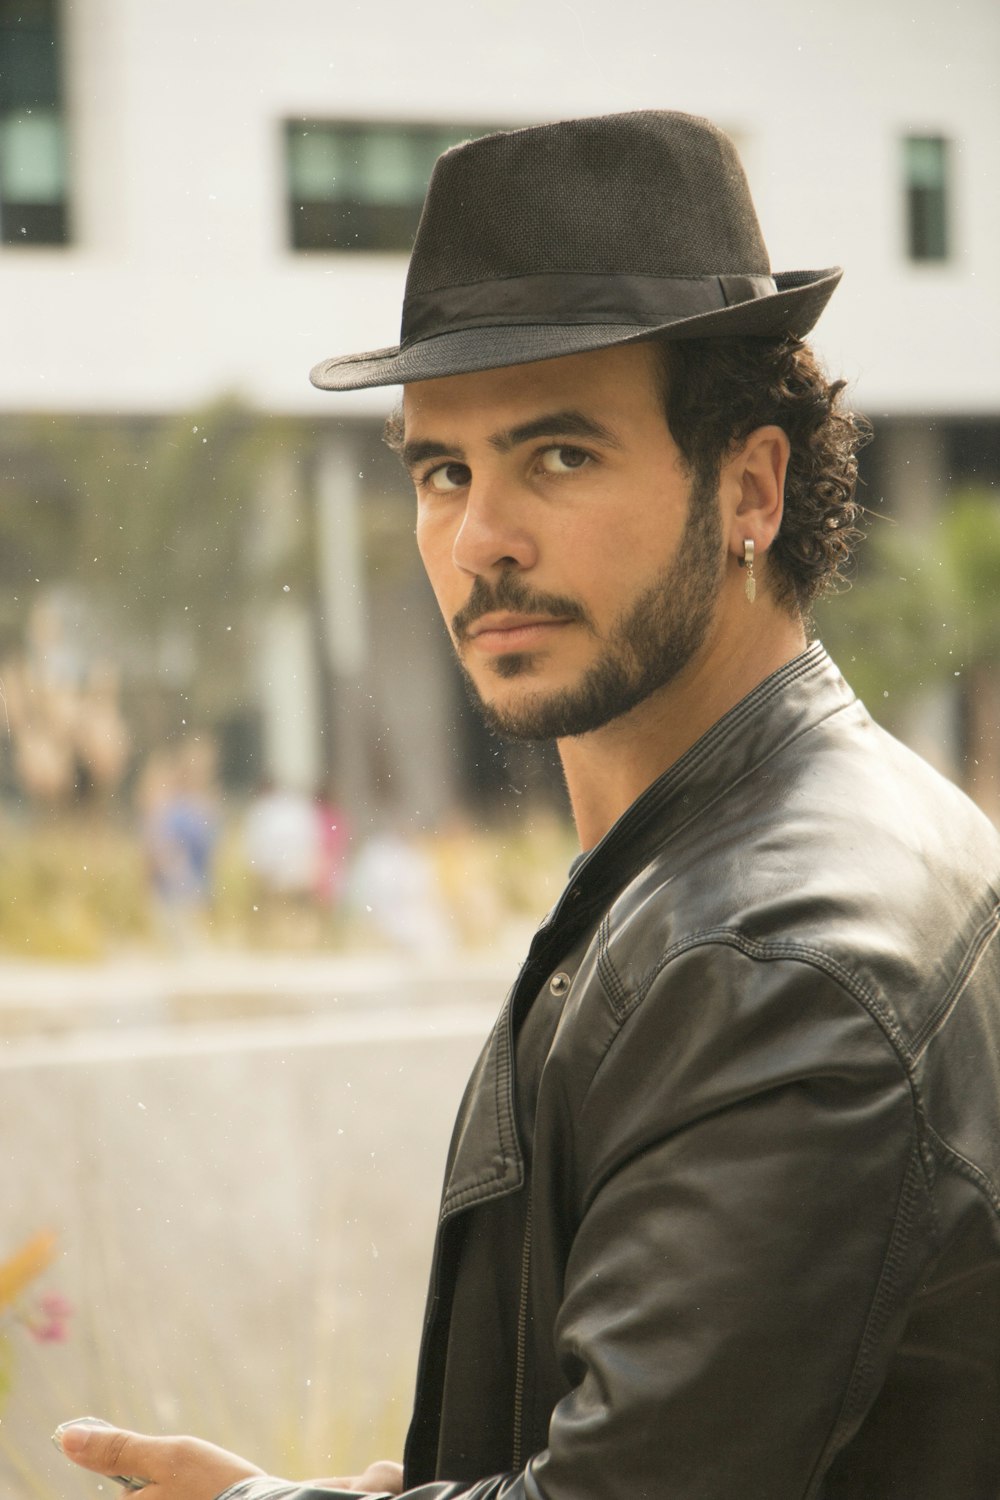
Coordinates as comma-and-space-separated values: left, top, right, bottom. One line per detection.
557, 603, 807, 851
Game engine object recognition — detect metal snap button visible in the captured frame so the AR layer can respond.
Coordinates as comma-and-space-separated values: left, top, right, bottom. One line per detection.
549, 971, 571, 997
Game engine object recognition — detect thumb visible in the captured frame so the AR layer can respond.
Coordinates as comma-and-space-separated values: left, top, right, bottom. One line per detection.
54, 1418, 151, 1485
54, 1418, 265, 1497
55, 1410, 152, 1482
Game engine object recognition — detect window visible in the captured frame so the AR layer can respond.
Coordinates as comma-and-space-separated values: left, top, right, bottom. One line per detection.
0, 0, 70, 246
284, 120, 501, 252
904, 135, 950, 263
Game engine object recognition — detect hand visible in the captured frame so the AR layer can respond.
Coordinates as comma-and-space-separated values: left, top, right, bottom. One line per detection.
54, 1417, 265, 1499
310, 1461, 403, 1494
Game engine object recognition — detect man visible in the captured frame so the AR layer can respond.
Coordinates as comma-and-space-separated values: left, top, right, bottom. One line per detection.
59, 111, 1000, 1499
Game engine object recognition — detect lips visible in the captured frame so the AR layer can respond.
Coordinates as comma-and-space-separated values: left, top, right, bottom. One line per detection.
470, 612, 562, 637
466, 613, 571, 653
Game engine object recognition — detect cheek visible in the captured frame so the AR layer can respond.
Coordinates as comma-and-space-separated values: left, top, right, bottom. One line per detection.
415, 508, 444, 572
416, 514, 461, 616
605, 496, 690, 566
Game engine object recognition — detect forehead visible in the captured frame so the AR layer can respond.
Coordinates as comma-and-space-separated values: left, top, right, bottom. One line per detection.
401, 342, 662, 437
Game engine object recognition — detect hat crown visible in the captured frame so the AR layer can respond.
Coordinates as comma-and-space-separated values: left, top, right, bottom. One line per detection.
309, 109, 842, 391
406, 111, 771, 298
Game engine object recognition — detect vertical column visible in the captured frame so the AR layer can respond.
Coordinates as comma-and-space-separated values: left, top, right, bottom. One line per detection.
255, 452, 322, 792
878, 418, 946, 530
316, 435, 372, 819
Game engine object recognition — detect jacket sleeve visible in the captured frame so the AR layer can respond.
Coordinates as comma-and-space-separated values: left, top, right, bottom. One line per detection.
213, 1476, 523, 1499
218, 944, 928, 1500
528, 943, 928, 1499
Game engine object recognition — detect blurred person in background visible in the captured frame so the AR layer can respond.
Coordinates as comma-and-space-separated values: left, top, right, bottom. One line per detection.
59, 112, 1000, 1499
242, 779, 326, 943
243, 779, 321, 900
3, 602, 131, 809
137, 739, 219, 949
312, 784, 351, 913
348, 817, 452, 955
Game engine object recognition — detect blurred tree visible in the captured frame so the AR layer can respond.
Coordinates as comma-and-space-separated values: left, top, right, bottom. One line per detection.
0, 403, 307, 764
816, 486, 1000, 820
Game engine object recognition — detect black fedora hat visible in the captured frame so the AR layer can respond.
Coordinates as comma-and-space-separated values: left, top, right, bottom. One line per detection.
310, 110, 841, 392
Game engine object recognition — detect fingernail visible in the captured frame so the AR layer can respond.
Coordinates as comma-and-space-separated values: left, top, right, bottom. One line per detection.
52, 1417, 110, 1453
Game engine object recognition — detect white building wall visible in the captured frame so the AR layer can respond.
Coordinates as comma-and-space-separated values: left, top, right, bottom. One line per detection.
2, 0, 998, 419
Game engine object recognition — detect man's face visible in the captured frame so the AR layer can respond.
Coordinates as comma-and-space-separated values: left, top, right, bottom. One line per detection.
402, 343, 726, 741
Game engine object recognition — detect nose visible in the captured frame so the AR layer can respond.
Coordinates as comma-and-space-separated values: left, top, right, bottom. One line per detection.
451, 476, 538, 577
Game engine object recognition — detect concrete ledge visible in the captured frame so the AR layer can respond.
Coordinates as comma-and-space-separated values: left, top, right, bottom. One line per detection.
0, 950, 518, 1038
0, 974, 502, 1495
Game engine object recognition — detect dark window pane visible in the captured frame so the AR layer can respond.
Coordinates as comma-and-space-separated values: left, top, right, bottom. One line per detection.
1, 197, 67, 243
904, 136, 950, 262
290, 198, 423, 253
0, 0, 57, 20
285, 120, 501, 253
0, 0, 60, 109
0, 0, 68, 245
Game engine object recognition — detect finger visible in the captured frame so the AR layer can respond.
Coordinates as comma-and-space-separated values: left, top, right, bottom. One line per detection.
352, 1460, 405, 1494
54, 1419, 152, 1484
310, 1460, 404, 1494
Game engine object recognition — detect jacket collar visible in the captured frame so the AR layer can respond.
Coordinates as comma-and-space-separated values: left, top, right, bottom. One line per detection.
439, 643, 854, 1217
555, 642, 852, 921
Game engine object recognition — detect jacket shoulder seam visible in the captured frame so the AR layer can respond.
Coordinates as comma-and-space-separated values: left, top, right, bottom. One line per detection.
601, 926, 914, 1068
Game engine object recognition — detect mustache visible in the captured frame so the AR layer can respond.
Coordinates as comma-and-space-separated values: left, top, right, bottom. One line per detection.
452, 573, 592, 644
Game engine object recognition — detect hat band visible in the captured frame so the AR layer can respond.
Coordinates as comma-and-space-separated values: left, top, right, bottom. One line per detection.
401, 270, 778, 346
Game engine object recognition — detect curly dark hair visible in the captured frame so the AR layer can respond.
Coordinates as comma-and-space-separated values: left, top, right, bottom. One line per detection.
653, 335, 870, 613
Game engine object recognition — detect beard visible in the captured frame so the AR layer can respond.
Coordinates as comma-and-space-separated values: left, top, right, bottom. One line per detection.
453, 471, 724, 742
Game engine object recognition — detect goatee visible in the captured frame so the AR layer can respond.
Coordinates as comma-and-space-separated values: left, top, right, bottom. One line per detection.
455, 473, 724, 741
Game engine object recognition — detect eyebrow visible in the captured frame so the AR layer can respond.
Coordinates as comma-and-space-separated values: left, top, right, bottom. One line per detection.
401, 408, 622, 473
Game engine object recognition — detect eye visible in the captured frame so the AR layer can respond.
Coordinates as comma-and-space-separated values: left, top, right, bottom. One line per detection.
538, 446, 592, 475
423, 461, 471, 494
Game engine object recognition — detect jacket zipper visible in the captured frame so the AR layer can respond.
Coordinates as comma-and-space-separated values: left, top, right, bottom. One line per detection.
511, 1197, 533, 1472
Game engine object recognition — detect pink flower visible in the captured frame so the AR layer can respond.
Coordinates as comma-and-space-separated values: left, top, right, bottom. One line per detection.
38, 1292, 73, 1319
24, 1290, 73, 1343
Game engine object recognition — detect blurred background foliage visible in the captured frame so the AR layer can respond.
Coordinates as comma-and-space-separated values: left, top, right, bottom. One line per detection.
816, 485, 1000, 816
818, 487, 1000, 698
0, 402, 302, 724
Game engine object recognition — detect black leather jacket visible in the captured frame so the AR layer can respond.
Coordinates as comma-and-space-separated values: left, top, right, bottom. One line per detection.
223, 645, 1000, 1500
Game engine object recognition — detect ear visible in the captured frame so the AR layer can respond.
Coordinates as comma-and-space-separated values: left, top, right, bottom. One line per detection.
719, 425, 790, 562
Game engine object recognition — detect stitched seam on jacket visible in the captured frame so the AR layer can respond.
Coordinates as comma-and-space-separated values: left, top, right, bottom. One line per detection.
809, 1143, 924, 1496
442, 998, 519, 1217
494, 1003, 516, 1163
557, 648, 849, 920
602, 933, 1000, 1224
923, 1120, 1000, 1217
601, 928, 913, 1066
909, 900, 1000, 1057
597, 914, 628, 1014
583, 645, 834, 869
443, 1171, 514, 1213
624, 677, 856, 865
660, 644, 823, 781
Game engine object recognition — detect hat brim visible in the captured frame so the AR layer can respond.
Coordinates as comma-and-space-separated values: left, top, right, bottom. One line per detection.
310, 268, 842, 392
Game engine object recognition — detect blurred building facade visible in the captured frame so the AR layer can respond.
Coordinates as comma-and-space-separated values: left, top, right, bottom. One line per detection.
1, 0, 999, 823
